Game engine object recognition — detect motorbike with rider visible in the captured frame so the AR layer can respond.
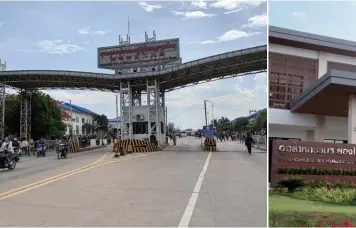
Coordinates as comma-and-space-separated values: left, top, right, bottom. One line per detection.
36, 138, 46, 157
57, 139, 69, 159
0, 137, 17, 170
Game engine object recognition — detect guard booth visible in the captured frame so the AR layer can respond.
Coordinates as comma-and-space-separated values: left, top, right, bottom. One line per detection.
202, 124, 216, 151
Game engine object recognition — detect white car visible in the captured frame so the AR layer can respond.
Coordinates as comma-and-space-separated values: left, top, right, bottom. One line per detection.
181, 132, 187, 137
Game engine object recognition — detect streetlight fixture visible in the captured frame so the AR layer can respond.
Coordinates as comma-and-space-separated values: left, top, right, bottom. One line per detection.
204, 100, 215, 127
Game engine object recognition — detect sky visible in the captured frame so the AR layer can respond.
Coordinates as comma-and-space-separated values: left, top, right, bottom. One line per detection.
0, 0, 267, 130
269, 1, 356, 41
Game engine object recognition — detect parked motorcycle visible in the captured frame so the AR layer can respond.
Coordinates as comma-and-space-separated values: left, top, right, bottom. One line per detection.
57, 143, 68, 159
0, 148, 17, 170
36, 145, 46, 157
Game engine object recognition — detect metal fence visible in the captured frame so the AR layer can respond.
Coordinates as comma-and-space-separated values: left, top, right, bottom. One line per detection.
252, 135, 267, 150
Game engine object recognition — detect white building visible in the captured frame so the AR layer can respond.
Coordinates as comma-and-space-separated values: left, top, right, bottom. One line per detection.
108, 117, 121, 130
269, 26, 356, 145
58, 103, 98, 135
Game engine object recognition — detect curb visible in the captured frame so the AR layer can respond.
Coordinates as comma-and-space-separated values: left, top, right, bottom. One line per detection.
159, 143, 169, 150
77, 145, 106, 152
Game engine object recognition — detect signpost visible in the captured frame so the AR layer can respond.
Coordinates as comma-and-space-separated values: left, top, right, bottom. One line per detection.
202, 124, 215, 139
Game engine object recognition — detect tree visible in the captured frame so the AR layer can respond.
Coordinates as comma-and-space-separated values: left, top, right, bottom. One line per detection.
4, 91, 66, 139
167, 122, 175, 133
234, 117, 249, 131
253, 109, 267, 131
93, 114, 109, 132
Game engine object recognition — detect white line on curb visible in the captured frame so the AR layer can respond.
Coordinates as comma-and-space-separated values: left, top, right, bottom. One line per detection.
178, 152, 212, 227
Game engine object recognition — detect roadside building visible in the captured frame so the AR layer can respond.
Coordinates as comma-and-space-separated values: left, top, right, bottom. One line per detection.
58, 103, 98, 135
269, 26, 356, 144
269, 26, 356, 184
108, 117, 121, 131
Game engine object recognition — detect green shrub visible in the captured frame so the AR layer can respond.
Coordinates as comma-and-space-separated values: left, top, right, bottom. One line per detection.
292, 187, 356, 204
277, 176, 305, 193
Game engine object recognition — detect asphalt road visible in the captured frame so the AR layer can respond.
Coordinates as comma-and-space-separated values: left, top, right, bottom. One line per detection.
0, 137, 267, 227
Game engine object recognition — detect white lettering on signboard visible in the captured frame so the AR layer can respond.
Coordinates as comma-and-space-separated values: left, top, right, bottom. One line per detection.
277, 144, 356, 155
98, 39, 180, 69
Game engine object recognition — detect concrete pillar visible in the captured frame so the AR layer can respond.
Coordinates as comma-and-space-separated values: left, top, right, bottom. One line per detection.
348, 95, 356, 144
314, 115, 325, 142
318, 51, 328, 78
305, 130, 314, 141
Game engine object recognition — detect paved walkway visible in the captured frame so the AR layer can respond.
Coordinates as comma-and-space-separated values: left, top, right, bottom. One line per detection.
216, 139, 266, 153
0, 137, 267, 226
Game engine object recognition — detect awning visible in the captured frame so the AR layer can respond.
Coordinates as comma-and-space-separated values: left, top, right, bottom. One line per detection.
289, 69, 356, 117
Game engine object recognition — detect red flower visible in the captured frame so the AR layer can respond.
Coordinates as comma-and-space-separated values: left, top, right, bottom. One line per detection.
312, 214, 317, 218
323, 215, 330, 218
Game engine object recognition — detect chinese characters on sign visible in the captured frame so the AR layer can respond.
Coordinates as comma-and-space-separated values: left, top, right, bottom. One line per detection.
98, 39, 180, 69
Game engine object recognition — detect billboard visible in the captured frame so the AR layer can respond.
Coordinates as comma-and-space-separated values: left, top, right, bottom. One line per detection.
98, 38, 180, 69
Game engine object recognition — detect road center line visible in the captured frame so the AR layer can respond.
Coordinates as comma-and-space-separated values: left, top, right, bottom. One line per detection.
178, 152, 212, 227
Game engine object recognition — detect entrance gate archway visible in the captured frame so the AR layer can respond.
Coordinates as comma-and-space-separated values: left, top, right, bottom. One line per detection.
0, 45, 266, 144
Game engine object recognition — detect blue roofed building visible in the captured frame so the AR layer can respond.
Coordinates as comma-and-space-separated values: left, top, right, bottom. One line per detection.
230, 108, 267, 125
108, 117, 121, 130
57, 102, 99, 135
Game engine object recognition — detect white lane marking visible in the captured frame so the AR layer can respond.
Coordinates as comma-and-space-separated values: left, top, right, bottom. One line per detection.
178, 152, 212, 227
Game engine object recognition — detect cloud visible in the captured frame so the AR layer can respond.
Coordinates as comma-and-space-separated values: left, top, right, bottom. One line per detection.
138, 2, 162, 12
0, 22, 5, 27
210, 0, 264, 11
38, 40, 86, 55
191, 0, 208, 9
242, 13, 267, 28
192, 30, 260, 44
77, 27, 110, 36
173, 10, 216, 19
166, 73, 267, 129
292, 11, 307, 19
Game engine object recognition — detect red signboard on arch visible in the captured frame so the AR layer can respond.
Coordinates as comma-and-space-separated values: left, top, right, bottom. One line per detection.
97, 38, 180, 70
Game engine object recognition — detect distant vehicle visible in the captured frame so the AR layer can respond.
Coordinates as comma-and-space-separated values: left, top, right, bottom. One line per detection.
181, 132, 187, 137
187, 132, 192, 136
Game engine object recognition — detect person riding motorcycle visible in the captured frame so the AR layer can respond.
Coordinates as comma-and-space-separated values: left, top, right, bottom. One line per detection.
0, 137, 11, 166
36, 138, 46, 154
12, 138, 20, 150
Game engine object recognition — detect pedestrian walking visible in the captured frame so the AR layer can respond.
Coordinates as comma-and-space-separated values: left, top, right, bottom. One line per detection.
245, 133, 255, 155
172, 133, 177, 146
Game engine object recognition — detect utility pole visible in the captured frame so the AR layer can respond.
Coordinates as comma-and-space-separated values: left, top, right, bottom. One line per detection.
204, 100, 208, 126
116, 95, 119, 137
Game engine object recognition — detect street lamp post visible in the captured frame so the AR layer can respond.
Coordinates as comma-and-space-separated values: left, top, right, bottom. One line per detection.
204, 100, 215, 127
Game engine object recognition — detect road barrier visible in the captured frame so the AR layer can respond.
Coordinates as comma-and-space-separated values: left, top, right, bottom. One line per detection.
69, 139, 80, 153
204, 138, 217, 152
112, 139, 158, 153
252, 135, 267, 151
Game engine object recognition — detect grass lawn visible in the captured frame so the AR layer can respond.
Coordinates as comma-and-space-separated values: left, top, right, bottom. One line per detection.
269, 194, 356, 227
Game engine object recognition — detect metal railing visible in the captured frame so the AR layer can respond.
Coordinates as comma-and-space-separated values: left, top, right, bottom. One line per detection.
252, 135, 267, 150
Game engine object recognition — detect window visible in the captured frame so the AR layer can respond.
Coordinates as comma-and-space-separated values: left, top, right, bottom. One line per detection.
76, 117, 79, 123
76, 126, 79, 134
82, 118, 85, 123
133, 122, 148, 134
72, 118, 75, 122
